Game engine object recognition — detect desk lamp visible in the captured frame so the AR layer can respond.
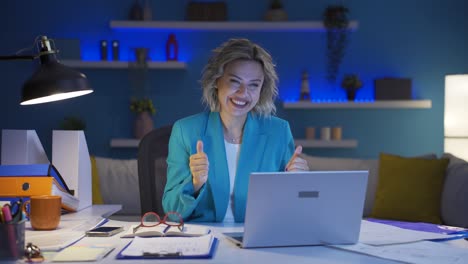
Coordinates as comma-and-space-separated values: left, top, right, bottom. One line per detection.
445, 74, 468, 161
0, 36, 93, 105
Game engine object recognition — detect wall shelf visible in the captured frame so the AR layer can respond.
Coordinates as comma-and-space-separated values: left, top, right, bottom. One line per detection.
61, 60, 187, 69
295, 139, 358, 148
283, 100, 432, 109
110, 138, 140, 148
110, 138, 357, 148
109, 20, 359, 32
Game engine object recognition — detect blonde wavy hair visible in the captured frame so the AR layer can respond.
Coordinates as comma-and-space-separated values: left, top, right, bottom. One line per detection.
200, 38, 279, 117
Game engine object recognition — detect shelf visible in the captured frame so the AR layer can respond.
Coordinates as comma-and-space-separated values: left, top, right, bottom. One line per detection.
295, 139, 358, 148
109, 20, 359, 32
110, 138, 140, 148
283, 100, 432, 109
61, 60, 187, 69
110, 138, 357, 148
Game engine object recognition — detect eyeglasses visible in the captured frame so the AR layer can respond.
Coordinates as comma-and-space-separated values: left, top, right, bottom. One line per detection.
133, 211, 184, 234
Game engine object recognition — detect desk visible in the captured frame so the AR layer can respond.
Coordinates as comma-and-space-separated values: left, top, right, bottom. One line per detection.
24, 206, 468, 264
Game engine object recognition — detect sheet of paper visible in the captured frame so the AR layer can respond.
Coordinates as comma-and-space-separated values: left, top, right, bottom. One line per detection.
360, 220, 453, 246
331, 241, 468, 264
26, 231, 85, 251
120, 234, 214, 257
51, 245, 115, 262
25, 217, 106, 251
166, 224, 210, 236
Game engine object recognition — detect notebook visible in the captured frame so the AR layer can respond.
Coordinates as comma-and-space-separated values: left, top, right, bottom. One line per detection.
224, 171, 368, 248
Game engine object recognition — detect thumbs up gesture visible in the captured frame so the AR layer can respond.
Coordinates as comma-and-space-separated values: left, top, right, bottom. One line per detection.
285, 146, 310, 172
189, 140, 209, 192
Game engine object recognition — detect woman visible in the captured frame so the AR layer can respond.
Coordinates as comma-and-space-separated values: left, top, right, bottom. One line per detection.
163, 38, 309, 222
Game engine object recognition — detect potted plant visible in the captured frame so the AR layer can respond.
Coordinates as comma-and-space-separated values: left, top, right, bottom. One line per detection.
59, 116, 86, 131
130, 98, 156, 139
264, 0, 288, 21
323, 5, 349, 84
341, 74, 363, 101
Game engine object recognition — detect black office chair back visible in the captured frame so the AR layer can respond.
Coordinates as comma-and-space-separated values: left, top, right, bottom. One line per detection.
137, 125, 173, 216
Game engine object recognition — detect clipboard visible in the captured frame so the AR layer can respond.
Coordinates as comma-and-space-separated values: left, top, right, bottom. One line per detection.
115, 236, 218, 259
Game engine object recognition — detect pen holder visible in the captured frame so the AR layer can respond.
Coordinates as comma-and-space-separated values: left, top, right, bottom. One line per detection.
0, 220, 25, 260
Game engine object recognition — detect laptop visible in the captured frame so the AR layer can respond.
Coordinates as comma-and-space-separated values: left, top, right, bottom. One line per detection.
224, 171, 368, 248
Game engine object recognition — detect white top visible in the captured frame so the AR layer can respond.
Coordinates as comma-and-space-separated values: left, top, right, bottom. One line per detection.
223, 140, 241, 222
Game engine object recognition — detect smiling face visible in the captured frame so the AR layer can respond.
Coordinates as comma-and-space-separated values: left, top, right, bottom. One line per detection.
216, 59, 264, 120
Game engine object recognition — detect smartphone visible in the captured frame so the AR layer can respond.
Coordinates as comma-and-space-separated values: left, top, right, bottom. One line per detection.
86, 226, 123, 237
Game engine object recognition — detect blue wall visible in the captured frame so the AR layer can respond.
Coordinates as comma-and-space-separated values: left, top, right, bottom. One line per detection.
1, 0, 467, 160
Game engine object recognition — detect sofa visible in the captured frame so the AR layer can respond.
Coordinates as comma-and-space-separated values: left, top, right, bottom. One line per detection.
91, 152, 468, 228
304, 153, 468, 228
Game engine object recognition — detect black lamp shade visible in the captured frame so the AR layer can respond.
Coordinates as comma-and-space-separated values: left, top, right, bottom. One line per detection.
21, 56, 93, 105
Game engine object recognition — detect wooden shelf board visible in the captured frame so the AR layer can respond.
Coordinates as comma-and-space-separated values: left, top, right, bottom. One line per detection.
62, 60, 187, 69
283, 100, 432, 109
295, 139, 358, 148
110, 20, 359, 32
110, 138, 140, 148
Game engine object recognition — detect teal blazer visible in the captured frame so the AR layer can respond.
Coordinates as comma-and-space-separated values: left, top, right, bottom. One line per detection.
162, 112, 295, 222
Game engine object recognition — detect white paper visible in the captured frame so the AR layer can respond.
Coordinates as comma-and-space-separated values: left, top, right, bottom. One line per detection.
360, 220, 453, 246
331, 241, 468, 264
25, 217, 106, 251
120, 234, 214, 257
52, 245, 115, 262
121, 223, 210, 238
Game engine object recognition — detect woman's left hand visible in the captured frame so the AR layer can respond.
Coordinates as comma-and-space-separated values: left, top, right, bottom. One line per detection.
285, 146, 309, 171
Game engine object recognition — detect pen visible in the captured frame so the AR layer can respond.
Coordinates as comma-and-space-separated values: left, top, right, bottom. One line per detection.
2, 205, 12, 223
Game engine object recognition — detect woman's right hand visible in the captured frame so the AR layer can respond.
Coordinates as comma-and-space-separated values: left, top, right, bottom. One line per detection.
189, 140, 209, 193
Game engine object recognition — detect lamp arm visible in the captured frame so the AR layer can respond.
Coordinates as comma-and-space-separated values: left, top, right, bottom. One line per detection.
0, 55, 36, 60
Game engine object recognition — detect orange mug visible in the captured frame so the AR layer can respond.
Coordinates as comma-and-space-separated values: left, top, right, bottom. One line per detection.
23, 195, 61, 230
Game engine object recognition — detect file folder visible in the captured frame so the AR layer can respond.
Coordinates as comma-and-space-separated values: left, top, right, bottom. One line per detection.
0, 164, 71, 196
0, 164, 78, 211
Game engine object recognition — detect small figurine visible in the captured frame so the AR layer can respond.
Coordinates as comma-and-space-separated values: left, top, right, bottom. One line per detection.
165, 34, 179, 61
300, 71, 311, 100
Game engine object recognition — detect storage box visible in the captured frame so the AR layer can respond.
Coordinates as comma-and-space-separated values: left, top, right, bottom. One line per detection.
186, 2, 227, 21
374, 78, 412, 100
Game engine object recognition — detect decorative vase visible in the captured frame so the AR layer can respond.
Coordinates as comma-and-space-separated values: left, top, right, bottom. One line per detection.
299, 71, 310, 100
129, 0, 143, 20
134, 111, 154, 139
143, 0, 153, 21
264, 8, 288, 21
346, 89, 358, 101
134, 47, 149, 65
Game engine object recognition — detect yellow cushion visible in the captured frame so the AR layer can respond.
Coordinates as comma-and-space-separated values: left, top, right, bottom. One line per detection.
371, 153, 449, 224
90, 156, 104, 204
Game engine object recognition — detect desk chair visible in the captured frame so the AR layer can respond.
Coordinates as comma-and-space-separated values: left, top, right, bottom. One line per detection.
137, 125, 173, 216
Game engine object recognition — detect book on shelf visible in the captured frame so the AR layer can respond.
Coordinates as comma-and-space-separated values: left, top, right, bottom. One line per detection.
121, 224, 210, 238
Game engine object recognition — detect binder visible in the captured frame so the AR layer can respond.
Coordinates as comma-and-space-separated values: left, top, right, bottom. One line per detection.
0, 164, 78, 211
0, 177, 53, 196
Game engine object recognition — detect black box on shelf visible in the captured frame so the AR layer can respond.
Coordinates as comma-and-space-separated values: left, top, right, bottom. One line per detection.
186, 2, 227, 21
374, 78, 412, 100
